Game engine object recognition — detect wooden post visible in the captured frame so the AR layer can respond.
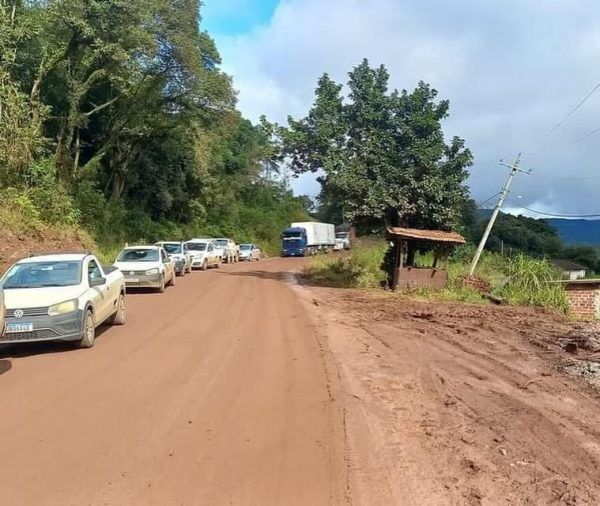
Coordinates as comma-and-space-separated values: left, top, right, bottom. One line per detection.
392, 238, 402, 290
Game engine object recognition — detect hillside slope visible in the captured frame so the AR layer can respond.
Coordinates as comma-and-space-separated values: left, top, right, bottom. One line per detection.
546, 218, 600, 246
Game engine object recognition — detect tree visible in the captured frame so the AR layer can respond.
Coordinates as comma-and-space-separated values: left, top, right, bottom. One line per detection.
280, 59, 473, 233
0, 1, 47, 180
0, 1, 305, 254
561, 246, 598, 273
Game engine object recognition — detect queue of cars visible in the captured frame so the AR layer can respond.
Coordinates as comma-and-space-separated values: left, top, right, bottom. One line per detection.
0, 237, 261, 349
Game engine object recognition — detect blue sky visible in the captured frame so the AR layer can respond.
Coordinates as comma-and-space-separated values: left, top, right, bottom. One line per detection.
201, 0, 279, 37
200, 0, 600, 218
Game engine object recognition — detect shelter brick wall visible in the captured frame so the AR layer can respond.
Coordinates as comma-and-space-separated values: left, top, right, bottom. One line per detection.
565, 285, 600, 319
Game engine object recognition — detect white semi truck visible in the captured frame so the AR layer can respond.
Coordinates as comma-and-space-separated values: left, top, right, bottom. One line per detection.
281, 222, 336, 256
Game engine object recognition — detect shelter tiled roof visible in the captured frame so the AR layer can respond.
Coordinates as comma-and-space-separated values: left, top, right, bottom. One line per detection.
386, 227, 466, 244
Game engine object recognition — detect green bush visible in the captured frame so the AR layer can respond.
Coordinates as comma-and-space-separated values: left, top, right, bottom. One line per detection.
304, 243, 387, 288
498, 254, 569, 313
26, 159, 80, 226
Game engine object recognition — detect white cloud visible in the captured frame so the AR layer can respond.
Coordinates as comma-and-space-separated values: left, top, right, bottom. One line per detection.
216, 0, 600, 214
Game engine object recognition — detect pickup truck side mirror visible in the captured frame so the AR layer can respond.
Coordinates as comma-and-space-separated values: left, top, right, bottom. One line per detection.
90, 277, 106, 287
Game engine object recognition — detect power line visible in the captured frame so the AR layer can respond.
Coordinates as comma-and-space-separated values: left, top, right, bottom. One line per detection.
477, 191, 501, 207
519, 206, 600, 218
538, 81, 600, 142
563, 126, 600, 148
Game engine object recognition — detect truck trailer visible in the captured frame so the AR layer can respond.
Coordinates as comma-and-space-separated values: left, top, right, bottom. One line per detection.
281, 222, 335, 257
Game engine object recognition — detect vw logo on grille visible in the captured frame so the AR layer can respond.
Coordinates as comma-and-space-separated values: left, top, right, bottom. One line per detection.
13, 309, 24, 319
129, 271, 135, 275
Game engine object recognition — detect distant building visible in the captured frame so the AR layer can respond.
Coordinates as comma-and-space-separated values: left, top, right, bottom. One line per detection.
551, 259, 588, 280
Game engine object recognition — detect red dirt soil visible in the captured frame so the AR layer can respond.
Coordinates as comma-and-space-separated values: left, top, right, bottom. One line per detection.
297, 286, 600, 505
1, 256, 599, 504
0, 228, 90, 273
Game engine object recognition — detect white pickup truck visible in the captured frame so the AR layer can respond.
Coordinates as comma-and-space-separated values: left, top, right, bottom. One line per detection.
0, 253, 126, 348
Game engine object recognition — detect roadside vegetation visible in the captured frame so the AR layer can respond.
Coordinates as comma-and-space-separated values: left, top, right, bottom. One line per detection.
304, 242, 570, 314
0, 1, 309, 260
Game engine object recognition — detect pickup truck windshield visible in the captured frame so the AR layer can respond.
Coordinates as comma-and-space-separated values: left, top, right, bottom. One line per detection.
2, 261, 83, 288
161, 243, 182, 254
117, 249, 159, 262
215, 240, 228, 247
187, 243, 207, 251
239, 244, 252, 250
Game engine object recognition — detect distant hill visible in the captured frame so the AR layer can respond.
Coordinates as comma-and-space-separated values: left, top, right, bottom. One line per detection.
476, 209, 600, 246
546, 219, 600, 246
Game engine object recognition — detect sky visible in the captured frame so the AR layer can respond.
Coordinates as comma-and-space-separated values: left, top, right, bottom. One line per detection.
201, 0, 600, 219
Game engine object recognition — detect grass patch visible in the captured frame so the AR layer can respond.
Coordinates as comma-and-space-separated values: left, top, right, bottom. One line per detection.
304, 242, 388, 288
497, 254, 569, 313
304, 242, 570, 314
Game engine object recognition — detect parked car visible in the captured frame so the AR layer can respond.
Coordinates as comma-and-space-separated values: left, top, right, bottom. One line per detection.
206, 238, 227, 262
0, 252, 126, 348
239, 243, 261, 261
0, 288, 4, 339
114, 245, 176, 292
155, 241, 192, 276
186, 239, 221, 270
213, 238, 238, 263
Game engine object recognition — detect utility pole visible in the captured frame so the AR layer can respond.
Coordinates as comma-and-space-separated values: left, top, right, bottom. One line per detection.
469, 153, 529, 276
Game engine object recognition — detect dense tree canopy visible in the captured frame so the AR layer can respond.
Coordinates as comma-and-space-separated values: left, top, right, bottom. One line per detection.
0, 0, 308, 251
279, 59, 473, 232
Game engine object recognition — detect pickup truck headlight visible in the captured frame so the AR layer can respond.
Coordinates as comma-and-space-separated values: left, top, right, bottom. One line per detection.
145, 268, 159, 275
48, 299, 78, 316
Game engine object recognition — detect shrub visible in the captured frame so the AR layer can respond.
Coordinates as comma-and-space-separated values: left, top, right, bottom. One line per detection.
304, 243, 387, 288
497, 254, 569, 313
26, 158, 80, 226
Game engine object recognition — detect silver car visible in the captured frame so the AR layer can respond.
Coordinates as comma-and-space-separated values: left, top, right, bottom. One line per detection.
239, 244, 261, 261
114, 246, 176, 292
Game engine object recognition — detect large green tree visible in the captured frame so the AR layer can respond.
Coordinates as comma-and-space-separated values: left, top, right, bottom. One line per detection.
281, 59, 473, 231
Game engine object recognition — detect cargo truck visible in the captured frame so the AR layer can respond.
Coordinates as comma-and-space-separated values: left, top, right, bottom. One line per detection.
281, 222, 335, 257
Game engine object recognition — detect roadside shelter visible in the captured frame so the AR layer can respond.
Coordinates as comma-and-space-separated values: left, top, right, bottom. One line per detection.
385, 227, 466, 290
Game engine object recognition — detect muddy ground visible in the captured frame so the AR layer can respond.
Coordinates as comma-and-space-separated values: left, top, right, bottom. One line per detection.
299, 285, 600, 505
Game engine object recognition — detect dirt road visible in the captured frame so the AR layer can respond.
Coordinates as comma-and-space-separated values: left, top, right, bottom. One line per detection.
2, 258, 600, 505
0, 258, 347, 506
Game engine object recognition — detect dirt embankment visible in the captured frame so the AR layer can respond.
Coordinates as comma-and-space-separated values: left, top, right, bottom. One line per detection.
0, 227, 92, 273
299, 286, 600, 505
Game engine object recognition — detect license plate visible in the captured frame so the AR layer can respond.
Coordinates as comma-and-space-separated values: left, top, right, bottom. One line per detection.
126, 278, 140, 283
6, 323, 34, 333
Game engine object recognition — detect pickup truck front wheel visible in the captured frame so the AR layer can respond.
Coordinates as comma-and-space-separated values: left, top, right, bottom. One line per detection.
157, 275, 166, 293
202, 260, 208, 271
78, 310, 96, 349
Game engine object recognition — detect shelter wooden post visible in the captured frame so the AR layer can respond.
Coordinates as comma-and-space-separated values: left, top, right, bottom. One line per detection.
392, 239, 404, 290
